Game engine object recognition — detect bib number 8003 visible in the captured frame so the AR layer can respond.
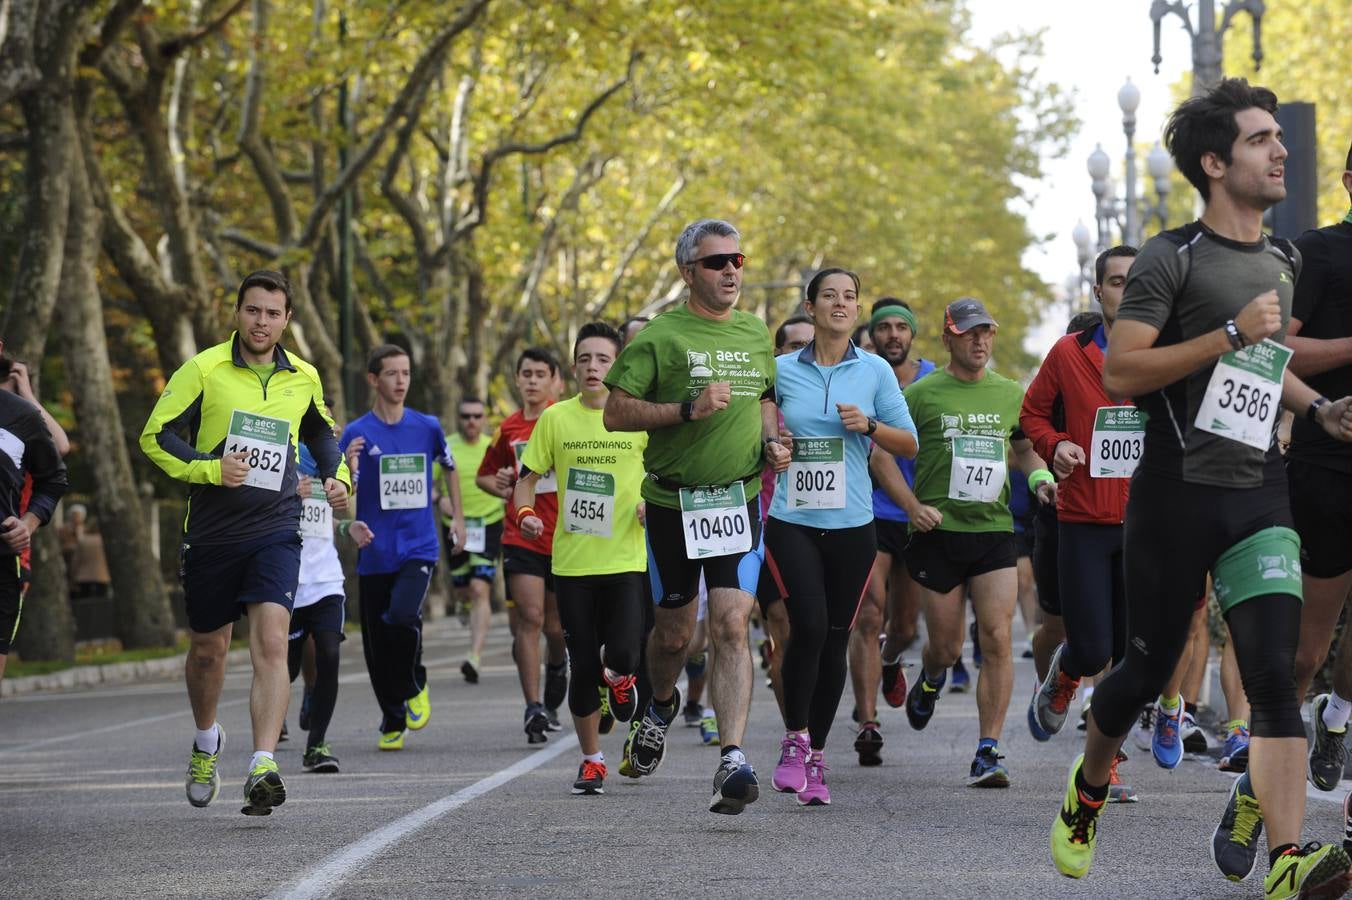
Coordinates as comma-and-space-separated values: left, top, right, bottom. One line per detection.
1098, 438, 1142, 461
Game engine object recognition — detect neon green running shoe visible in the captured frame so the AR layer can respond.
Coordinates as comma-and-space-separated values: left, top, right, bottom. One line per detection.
241, 756, 286, 816
618, 718, 641, 779
379, 730, 405, 751
1050, 754, 1105, 879
1264, 842, 1352, 899
406, 684, 431, 731
598, 686, 615, 735
185, 724, 225, 808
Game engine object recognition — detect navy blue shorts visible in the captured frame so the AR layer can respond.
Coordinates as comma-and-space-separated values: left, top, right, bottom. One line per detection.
179, 530, 302, 633
644, 499, 764, 610
289, 594, 347, 642
0, 556, 22, 654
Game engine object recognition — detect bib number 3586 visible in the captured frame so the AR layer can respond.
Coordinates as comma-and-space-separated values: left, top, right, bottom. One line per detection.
1195, 339, 1292, 451
679, 482, 752, 560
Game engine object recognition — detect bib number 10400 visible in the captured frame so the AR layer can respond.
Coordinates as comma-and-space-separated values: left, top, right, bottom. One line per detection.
678, 482, 752, 559
225, 410, 290, 492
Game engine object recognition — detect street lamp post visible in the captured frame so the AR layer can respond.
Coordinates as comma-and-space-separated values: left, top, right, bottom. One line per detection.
1085, 79, 1172, 253
1071, 219, 1094, 311
1150, 0, 1265, 97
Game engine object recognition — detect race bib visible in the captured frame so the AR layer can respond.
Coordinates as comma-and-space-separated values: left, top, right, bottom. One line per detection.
1089, 406, 1144, 478
678, 481, 752, 560
300, 483, 332, 539
225, 410, 289, 492
514, 441, 557, 493
464, 517, 486, 554
563, 468, 615, 538
948, 434, 1006, 503
379, 453, 428, 510
786, 437, 846, 509
1194, 339, 1292, 451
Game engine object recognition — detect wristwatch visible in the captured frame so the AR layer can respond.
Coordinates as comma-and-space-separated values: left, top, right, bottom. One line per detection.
1308, 397, 1330, 424
866, 417, 878, 436
680, 400, 695, 422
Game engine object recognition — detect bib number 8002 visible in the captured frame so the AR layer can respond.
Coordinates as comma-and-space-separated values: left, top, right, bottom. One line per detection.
793, 470, 835, 493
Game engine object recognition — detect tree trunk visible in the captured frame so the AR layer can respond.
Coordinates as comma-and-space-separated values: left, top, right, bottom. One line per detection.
12, 526, 74, 662
59, 131, 176, 648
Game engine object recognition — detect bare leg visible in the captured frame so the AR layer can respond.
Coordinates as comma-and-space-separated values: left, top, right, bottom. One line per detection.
850, 551, 888, 723
1180, 605, 1208, 706
1294, 571, 1352, 699
648, 602, 697, 703
1221, 639, 1250, 723
765, 600, 790, 724
248, 602, 292, 754
1249, 736, 1311, 848
509, 573, 545, 704
468, 577, 492, 662
544, 589, 566, 667
575, 711, 601, 757
186, 623, 234, 731
1014, 556, 1039, 640
969, 568, 1018, 741
1032, 613, 1065, 683
705, 587, 754, 749
686, 618, 709, 707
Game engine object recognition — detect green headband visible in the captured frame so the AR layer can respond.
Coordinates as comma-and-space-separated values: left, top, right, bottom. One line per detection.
869, 305, 918, 335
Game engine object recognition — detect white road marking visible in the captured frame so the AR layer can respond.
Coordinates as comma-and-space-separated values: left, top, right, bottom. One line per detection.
270, 735, 578, 900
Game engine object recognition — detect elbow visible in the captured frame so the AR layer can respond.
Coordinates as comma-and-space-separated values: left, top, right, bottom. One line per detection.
1100, 369, 1131, 404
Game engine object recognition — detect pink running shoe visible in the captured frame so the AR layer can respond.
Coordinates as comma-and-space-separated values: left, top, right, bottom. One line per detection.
798, 751, 830, 806
772, 732, 810, 793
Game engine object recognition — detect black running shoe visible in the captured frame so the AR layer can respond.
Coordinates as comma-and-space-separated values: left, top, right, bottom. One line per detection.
298, 690, 313, 731
629, 688, 680, 777
461, 660, 479, 684
906, 672, 944, 731
525, 703, 549, 744
854, 721, 883, 767
544, 662, 568, 712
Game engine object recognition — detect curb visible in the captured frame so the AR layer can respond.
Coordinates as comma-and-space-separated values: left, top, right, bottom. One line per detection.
1, 647, 253, 699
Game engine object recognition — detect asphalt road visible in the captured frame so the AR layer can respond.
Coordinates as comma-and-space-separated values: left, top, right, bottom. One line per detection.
2, 617, 1346, 899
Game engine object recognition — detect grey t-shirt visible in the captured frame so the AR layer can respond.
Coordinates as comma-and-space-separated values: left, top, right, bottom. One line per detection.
1117, 221, 1300, 488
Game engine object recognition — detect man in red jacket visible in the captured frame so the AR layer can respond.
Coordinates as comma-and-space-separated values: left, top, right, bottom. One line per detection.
1020, 246, 1138, 796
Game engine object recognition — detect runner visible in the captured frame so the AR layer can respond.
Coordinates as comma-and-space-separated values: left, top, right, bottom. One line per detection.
1283, 140, 1352, 793
853, 298, 934, 767
1022, 246, 1138, 804
442, 396, 504, 684
340, 344, 463, 751
765, 268, 917, 805
515, 322, 648, 794
476, 348, 567, 743
1046, 79, 1352, 897
604, 217, 788, 814
141, 269, 349, 815
0, 348, 68, 683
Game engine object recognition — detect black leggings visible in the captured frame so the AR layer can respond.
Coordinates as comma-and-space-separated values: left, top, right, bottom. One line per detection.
554, 572, 646, 718
288, 631, 341, 747
765, 518, 874, 749
1057, 522, 1127, 680
1090, 471, 1304, 740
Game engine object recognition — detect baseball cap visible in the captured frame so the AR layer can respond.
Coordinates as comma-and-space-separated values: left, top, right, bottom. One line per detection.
944, 297, 998, 334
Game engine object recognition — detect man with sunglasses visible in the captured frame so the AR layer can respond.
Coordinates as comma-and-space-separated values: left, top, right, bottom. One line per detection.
605, 218, 790, 814
442, 397, 504, 684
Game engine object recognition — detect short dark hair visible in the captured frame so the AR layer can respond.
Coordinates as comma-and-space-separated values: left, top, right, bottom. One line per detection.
871, 297, 911, 315
1094, 245, 1139, 286
516, 347, 559, 375
1067, 311, 1103, 334
619, 316, 650, 347
1164, 77, 1279, 201
236, 269, 293, 311
574, 321, 623, 359
804, 267, 861, 303
458, 396, 485, 409
366, 344, 410, 376
774, 314, 813, 350
851, 324, 872, 346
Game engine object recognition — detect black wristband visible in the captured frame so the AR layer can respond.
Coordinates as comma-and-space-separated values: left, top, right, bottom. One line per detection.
1224, 319, 1246, 351
680, 400, 695, 422
1308, 397, 1330, 425
866, 417, 878, 436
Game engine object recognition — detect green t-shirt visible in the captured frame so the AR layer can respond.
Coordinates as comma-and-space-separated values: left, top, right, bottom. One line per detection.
247, 362, 277, 390
903, 368, 1026, 533
520, 396, 648, 576
442, 433, 504, 525
605, 303, 774, 509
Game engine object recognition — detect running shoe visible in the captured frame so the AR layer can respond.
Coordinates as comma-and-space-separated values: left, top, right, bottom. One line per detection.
598, 687, 615, 736
619, 718, 641, 779
378, 730, 405, 751
1151, 704, 1183, 769
1027, 683, 1052, 743
1181, 710, 1209, 753
629, 688, 680, 777
1309, 693, 1349, 792
405, 683, 431, 731
603, 669, 638, 723
572, 759, 606, 795
798, 751, 830, 806
1218, 723, 1250, 773
544, 662, 569, 712
278, 720, 289, 743
461, 659, 479, 684
302, 744, 340, 774
710, 755, 759, 815
906, 671, 944, 731
1034, 643, 1080, 736
1107, 751, 1136, 804
950, 658, 971, 693
700, 712, 720, 746
969, 620, 983, 669
545, 707, 563, 732
968, 745, 1009, 788
525, 703, 550, 744
185, 724, 225, 808
1130, 703, 1155, 751
881, 647, 907, 709
1263, 843, 1352, 899
854, 721, 883, 767
1210, 771, 1263, 882
682, 699, 703, 728
298, 690, 313, 731
241, 756, 286, 816
773, 732, 810, 792
1050, 754, 1104, 879
1077, 693, 1092, 731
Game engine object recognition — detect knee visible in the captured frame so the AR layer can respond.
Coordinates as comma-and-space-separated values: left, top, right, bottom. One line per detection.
1292, 645, 1323, 688
515, 603, 544, 633
652, 620, 693, 659
927, 632, 962, 668
604, 645, 640, 676
708, 609, 750, 650
976, 619, 1012, 658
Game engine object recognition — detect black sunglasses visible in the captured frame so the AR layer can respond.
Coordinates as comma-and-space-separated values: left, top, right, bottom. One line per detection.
459, 412, 484, 420
688, 252, 745, 271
